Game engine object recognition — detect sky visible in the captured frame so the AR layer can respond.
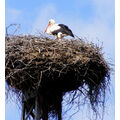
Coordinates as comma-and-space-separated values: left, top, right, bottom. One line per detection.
5, 0, 115, 120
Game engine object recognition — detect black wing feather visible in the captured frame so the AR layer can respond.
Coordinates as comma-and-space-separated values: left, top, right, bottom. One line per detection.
58, 24, 74, 37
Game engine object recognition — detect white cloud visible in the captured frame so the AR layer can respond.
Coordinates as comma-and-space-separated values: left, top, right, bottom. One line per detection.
92, 0, 114, 25
6, 8, 21, 24
30, 4, 56, 34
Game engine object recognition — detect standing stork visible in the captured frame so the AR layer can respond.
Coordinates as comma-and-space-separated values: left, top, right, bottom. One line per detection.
45, 19, 74, 39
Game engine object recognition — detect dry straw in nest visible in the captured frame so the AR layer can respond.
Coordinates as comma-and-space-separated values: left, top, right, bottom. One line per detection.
5, 35, 110, 119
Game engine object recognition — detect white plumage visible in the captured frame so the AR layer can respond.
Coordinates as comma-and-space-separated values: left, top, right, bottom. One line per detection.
45, 19, 74, 39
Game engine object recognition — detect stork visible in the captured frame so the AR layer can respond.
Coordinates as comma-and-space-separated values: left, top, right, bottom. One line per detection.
45, 19, 74, 39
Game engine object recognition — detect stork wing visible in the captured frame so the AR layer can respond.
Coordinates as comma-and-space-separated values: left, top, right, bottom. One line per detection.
58, 24, 74, 37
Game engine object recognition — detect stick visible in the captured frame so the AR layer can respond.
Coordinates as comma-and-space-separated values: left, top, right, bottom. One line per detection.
25, 105, 34, 120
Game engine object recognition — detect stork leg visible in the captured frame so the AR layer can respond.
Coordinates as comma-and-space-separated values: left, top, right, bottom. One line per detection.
55, 33, 62, 42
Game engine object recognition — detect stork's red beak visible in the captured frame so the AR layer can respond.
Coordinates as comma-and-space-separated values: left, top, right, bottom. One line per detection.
44, 24, 50, 33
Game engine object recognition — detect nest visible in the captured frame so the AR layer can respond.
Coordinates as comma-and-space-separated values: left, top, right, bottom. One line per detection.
5, 35, 110, 119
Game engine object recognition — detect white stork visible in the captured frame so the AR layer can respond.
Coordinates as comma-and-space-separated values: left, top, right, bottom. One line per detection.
45, 19, 74, 39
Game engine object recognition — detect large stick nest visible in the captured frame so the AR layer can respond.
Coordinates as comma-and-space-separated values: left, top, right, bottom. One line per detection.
5, 35, 110, 119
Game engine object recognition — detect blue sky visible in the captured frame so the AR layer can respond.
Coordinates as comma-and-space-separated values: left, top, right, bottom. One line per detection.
5, 0, 115, 120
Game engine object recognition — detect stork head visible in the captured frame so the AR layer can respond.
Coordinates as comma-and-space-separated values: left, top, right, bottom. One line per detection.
45, 19, 55, 33
49, 19, 55, 25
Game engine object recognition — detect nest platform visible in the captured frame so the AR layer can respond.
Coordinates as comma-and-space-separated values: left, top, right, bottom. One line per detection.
5, 35, 110, 120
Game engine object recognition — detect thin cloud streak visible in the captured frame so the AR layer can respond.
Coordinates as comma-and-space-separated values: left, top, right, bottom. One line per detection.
6, 8, 21, 25
30, 4, 56, 34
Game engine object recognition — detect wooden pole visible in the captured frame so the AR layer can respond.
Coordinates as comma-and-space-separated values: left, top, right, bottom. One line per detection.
42, 96, 48, 120
58, 93, 62, 120
35, 95, 41, 120
58, 101, 62, 120
21, 95, 25, 120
